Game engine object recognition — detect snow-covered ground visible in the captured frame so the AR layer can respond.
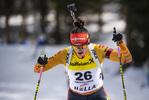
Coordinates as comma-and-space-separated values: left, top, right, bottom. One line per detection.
0, 32, 149, 100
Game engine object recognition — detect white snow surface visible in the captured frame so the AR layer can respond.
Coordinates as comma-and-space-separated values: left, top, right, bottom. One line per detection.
0, 33, 149, 100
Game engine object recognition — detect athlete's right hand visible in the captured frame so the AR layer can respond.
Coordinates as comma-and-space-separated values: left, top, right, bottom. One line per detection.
37, 55, 48, 65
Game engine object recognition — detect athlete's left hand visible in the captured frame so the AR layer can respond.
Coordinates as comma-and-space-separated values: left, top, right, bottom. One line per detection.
112, 32, 123, 42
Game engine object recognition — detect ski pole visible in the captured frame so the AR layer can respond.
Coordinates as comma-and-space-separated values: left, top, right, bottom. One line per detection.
34, 65, 44, 100
67, 3, 77, 22
34, 55, 46, 100
113, 27, 127, 100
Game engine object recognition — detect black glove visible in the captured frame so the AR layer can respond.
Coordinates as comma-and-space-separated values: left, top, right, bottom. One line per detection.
112, 32, 123, 42
37, 55, 48, 65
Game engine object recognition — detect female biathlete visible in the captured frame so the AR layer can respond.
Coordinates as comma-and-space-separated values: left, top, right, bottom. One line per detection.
34, 17, 132, 100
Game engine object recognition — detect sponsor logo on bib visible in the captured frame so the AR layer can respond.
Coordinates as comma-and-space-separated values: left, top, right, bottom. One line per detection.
70, 58, 94, 66
74, 84, 96, 91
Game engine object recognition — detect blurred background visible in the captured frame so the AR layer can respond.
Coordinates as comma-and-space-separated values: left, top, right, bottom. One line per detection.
0, 0, 149, 100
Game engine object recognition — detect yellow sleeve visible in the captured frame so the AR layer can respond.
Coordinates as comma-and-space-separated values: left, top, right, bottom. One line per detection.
94, 44, 109, 64
108, 42, 132, 63
109, 49, 125, 63
34, 48, 68, 73
119, 42, 132, 63
93, 43, 132, 64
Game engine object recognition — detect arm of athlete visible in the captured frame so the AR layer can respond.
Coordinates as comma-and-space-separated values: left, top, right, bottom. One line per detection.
108, 41, 132, 63
107, 32, 132, 63
34, 48, 67, 73
94, 32, 132, 64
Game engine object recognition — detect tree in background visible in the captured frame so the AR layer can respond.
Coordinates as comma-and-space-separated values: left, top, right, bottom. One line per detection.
0, 0, 15, 43
38, 0, 49, 32
48, 0, 104, 44
19, 0, 31, 44
0, 0, 104, 44
121, 0, 149, 66
75, 0, 104, 32
31, 0, 49, 37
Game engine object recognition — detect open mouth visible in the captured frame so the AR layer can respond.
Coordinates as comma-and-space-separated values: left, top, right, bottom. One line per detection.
78, 52, 83, 55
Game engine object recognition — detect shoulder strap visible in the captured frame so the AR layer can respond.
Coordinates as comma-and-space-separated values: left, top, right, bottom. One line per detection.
65, 44, 103, 72
88, 43, 104, 80
65, 46, 73, 72
88, 43, 103, 69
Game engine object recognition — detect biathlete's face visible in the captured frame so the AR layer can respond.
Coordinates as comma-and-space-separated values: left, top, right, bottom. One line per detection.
70, 33, 90, 58
72, 44, 88, 57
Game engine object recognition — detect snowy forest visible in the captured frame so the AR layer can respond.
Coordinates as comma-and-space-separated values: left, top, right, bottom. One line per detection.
0, 0, 149, 100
